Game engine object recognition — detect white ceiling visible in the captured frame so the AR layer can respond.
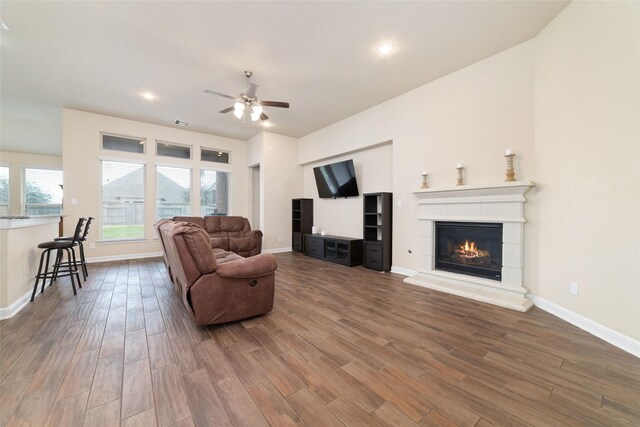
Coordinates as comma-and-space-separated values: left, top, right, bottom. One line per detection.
1, 1, 569, 155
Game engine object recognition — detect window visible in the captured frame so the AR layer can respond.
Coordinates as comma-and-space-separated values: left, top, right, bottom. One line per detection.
101, 161, 145, 240
0, 166, 8, 215
156, 166, 191, 220
24, 169, 63, 216
200, 170, 230, 216
201, 148, 230, 164
102, 133, 145, 154
156, 141, 191, 159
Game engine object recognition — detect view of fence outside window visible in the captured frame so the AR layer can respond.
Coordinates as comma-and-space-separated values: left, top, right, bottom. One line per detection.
0, 166, 9, 215
200, 170, 230, 216
24, 168, 63, 216
156, 165, 191, 220
101, 160, 145, 239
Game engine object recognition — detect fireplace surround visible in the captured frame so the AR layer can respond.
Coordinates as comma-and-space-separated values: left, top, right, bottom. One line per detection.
405, 181, 535, 311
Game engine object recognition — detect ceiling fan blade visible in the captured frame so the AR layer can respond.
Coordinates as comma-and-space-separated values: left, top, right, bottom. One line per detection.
260, 112, 269, 121
260, 100, 289, 108
219, 106, 234, 113
246, 83, 259, 98
204, 89, 236, 100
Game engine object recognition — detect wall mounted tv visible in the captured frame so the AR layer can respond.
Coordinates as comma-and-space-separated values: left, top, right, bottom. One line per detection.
313, 159, 359, 199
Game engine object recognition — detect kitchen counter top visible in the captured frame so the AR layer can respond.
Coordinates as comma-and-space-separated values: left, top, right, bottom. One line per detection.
0, 215, 61, 230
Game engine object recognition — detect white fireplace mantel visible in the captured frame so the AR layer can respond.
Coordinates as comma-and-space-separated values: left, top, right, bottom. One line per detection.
405, 181, 536, 312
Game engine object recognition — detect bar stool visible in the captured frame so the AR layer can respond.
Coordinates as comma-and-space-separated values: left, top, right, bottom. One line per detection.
55, 216, 93, 280
31, 217, 85, 302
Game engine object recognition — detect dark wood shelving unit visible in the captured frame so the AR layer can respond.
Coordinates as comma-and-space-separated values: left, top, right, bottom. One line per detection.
363, 192, 392, 271
303, 234, 363, 266
292, 198, 313, 252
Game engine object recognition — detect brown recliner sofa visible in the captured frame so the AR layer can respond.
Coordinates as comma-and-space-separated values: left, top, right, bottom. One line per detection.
173, 216, 262, 257
155, 220, 276, 325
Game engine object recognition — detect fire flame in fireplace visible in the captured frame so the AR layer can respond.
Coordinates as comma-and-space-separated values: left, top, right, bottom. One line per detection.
456, 240, 490, 259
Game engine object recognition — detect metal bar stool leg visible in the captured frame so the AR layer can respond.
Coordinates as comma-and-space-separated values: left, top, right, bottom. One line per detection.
50, 249, 62, 286
70, 247, 82, 289
79, 242, 88, 280
80, 242, 89, 279
65, 248, 78, 296
41, 249, 52, 294
31, 248, 49, 302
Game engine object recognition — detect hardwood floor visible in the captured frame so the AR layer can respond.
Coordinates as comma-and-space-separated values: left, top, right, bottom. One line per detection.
1, 252, 639, 426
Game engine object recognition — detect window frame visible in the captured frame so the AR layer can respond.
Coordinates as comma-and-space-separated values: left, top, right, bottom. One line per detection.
0, 164, 10, 215
100, 132, 147, 155
156, 140, 192, 160
200, 148, 231, 165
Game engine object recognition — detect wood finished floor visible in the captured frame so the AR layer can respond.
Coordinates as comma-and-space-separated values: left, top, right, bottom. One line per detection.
1, 252, 639, 427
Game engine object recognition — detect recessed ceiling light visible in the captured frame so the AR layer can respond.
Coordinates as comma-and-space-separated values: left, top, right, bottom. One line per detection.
141, 92, 156, 100
376, 42, 394, 55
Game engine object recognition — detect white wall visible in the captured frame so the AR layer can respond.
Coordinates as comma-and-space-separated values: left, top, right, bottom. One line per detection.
533, 1, 640, 339
298, 40, 535, 271
243, 131, 301, 251
302, 142, 393, 238
247, 133, 264, 232
262, 132, 302, 250
62, 109, 248, 260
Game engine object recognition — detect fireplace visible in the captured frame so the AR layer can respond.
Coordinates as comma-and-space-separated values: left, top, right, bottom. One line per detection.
435, 221, 503, 281
408, 181, 534, 311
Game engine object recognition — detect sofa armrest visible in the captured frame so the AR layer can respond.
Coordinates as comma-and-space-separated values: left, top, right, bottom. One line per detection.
246, 229, 263, 238
215, 253, 277, 279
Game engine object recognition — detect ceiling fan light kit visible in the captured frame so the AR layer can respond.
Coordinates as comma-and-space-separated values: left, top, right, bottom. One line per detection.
205, 70, 289, 127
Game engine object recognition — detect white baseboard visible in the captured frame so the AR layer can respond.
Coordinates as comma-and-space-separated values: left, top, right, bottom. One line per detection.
264, 247, 292, 254
390, 266, 417, 277
529, 295, 640, 358
0, 290, 32, 320
86, 251, 163, 264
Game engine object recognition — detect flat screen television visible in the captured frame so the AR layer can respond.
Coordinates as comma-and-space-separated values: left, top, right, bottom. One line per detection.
313, 159, 359, 199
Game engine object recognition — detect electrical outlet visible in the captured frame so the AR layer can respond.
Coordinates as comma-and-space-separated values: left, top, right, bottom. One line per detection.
71, 198, 78, 205
570, 281, 579, 295
89, 243, 96, 250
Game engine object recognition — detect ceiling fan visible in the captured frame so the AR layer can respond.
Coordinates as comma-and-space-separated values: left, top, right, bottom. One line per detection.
204, 71, 290, 126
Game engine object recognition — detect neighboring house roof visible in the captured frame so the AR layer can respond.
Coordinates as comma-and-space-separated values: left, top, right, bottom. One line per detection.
103, 169, 189, 203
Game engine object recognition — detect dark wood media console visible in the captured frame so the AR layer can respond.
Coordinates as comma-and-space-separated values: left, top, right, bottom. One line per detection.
303, 234, 363, 266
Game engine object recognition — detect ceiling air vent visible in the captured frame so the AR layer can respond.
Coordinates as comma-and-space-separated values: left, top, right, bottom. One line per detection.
174, 120, 191, 127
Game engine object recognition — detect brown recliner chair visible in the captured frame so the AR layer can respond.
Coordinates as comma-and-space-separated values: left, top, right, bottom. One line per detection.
173, 216, 262, 257
155, 220, 276, 325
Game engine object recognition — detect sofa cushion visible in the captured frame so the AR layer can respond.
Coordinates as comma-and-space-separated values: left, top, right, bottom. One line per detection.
180, 224, 218, 275
173, 215, 261, 257
204, 216, 221, 233
219, 216, 246, 232
210, 235, 230, 251
230, 236, 256, 256
214, 250, 243, 264
173, 216, 205, 229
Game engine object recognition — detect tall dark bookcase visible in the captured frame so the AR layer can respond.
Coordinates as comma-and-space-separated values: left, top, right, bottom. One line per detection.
363, 192, 392, 271
292, 198, 313, 252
